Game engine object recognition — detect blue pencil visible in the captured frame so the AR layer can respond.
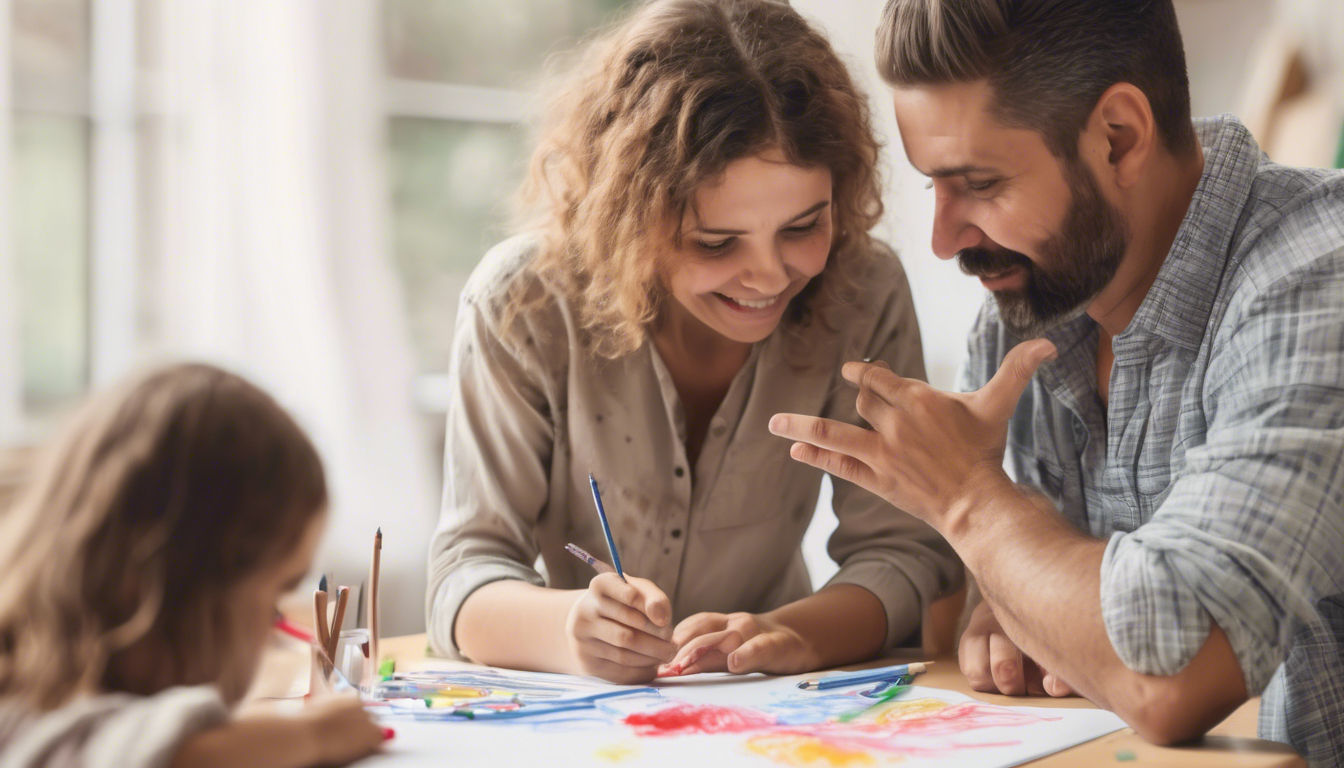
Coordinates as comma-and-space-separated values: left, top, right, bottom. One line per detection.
797, 661, 931, 690
452, 687, 657, 719
588, 474, 626, 583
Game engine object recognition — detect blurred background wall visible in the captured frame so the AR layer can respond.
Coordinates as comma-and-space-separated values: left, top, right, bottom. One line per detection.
2, 0, 1342, 633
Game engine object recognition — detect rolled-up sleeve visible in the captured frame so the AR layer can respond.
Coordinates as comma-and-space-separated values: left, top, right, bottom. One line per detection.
824, 252, 964, 649
425, 287, 557, 659
1100, 260, 1344, 691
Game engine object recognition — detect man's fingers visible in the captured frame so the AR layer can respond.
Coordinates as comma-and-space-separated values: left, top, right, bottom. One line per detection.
771, 413, 889, 502
988, 632, 1026, 695
1041, 669, 1076, 697
977, 339, 1057, 422
769, 414, 875, 455
841, 361, 910, 407
787, 442, 881, 491
960, 627, 994, 692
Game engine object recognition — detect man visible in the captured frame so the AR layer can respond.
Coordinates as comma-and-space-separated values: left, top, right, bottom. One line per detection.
769, 0, 1344, 763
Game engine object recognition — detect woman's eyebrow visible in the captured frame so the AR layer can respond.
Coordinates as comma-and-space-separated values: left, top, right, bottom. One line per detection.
782, 200, 830, 224
694, 200, 830, 235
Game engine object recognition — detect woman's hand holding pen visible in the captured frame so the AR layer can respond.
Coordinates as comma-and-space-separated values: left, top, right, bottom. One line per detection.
566, 572, 677, 683
661, 612, 814, 677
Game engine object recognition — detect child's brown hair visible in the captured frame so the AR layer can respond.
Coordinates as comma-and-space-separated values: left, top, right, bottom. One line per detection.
0, 363, 327, 710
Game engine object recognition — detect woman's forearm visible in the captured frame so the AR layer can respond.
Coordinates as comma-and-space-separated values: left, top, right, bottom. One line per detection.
762, 583, 887, 669
454, 580, 585, 673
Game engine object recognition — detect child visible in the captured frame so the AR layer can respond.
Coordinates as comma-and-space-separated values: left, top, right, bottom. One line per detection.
428, 0, 961, 683
0, 364, 385, 767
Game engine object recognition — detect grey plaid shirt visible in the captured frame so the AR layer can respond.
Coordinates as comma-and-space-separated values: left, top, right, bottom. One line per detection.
960, 116, 1344, 765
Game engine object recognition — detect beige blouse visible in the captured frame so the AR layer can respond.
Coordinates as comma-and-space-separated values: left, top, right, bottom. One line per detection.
426, 235, 962, 659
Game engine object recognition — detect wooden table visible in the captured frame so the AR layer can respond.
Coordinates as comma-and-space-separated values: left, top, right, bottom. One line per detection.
371, 634, 1304, 767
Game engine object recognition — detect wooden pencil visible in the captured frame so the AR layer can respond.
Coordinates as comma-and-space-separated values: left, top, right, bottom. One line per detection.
313, 585, 331, 677
369, 528, 382, 679
329, 586, 349, 662
314, 589, 330, 661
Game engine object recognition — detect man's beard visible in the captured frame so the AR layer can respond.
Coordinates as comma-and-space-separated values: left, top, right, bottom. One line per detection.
957, 161, 1128, 338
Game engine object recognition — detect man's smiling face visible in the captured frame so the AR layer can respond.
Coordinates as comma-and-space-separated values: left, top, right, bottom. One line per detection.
893, 80, 1129, 338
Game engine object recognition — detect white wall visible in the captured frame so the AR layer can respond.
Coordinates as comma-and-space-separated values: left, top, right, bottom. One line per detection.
1174, 0, 1278, 118
796, 0, 985, 393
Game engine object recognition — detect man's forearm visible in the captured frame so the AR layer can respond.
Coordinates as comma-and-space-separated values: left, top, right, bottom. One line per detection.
948, 483, 1121, 700
945, 478, 1247, 743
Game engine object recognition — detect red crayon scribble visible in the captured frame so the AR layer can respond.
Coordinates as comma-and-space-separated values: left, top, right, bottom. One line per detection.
768, 701, 1058, 760
624, 704, 778, 736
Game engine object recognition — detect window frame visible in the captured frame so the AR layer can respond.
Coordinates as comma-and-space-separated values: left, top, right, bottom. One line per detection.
2, 0, 141, 443
384, 79, 530, 414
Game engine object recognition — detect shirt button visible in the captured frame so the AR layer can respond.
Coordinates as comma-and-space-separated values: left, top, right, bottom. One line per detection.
674, 466, 685, 478
671, 529, 682, 538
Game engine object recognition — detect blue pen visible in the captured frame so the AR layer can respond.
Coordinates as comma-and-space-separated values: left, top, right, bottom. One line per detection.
797, 661, 931, 690
588, 474, 627, 583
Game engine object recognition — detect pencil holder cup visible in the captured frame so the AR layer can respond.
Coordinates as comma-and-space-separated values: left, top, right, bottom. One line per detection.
335, 628, 371, 692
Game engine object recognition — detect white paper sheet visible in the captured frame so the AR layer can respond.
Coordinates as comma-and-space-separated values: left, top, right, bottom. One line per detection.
357, 669, 1126, 767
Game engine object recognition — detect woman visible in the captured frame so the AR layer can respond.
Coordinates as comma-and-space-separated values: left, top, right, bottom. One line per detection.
426, 0, 961, 683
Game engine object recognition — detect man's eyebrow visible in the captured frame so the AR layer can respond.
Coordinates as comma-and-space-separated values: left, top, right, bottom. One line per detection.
694, 200, 830, 235
923, 164, 1000, 178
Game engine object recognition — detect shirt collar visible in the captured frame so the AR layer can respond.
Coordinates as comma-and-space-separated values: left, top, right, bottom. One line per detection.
1119, 115, 1263, 353
1014, 116, 1261, 410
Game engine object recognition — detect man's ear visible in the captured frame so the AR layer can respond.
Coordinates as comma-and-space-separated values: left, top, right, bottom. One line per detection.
1079, 83, 1157, 190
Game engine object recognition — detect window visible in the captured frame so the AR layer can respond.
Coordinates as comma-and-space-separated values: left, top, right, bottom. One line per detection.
7, 0, 91, 421
1, 0, 631, 437
382, 0, 629, 396
4, 0, 141, 437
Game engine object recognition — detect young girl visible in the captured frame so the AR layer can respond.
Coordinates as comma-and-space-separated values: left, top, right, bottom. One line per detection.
427, 0, 962, 684
0, 364, 385, 767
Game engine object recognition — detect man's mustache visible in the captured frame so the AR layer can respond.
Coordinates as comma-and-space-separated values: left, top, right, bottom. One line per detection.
957, 248, 1032, 278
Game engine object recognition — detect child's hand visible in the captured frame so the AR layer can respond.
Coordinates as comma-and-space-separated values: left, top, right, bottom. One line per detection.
566, 572, 676, 683
298, 697, 387, 766
661, 612, 814, 676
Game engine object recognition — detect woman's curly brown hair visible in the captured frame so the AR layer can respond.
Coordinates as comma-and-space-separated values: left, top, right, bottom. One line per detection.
512, 0, 884, 358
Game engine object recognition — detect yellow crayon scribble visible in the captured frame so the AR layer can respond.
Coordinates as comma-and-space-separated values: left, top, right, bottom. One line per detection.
867, 698, 948, 724
745, 734, 884, 767
595, 742, 640, 763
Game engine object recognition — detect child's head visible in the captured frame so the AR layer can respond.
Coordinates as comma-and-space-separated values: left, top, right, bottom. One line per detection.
515, 0, 882, 356
0, 364, 328, 709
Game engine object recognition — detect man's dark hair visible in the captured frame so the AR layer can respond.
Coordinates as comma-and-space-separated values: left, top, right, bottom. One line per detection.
876, 0, 1196, 159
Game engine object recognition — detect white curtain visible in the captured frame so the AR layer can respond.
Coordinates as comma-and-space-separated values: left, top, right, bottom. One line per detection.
142, 0, 436, 635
